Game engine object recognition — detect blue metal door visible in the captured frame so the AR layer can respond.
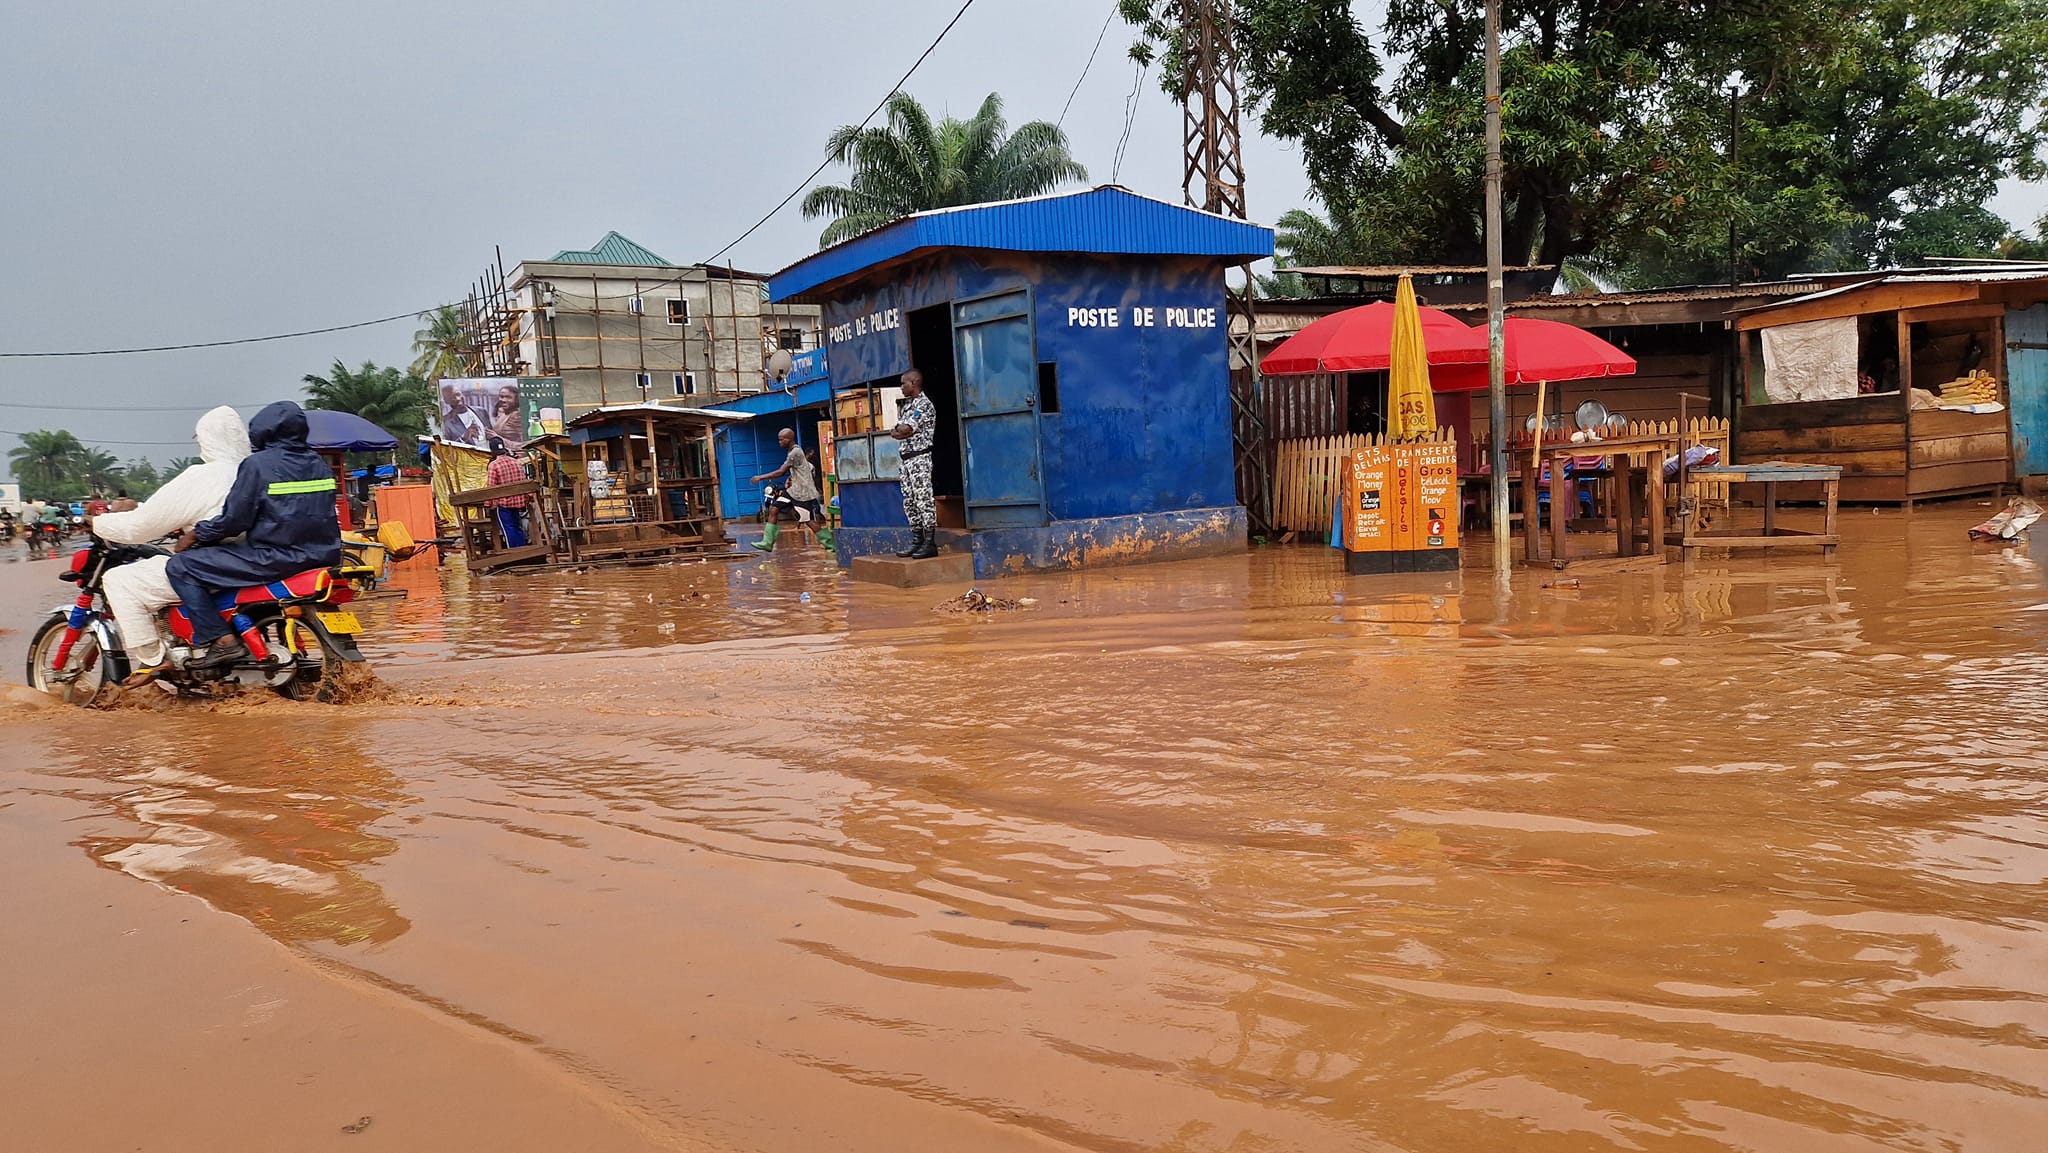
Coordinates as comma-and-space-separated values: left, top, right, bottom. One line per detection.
2010, 305, 2048, 477
952, 290, 1048, 526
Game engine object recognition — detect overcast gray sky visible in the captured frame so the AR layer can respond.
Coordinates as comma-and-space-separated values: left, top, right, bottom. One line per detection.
3, 0, 2043, 478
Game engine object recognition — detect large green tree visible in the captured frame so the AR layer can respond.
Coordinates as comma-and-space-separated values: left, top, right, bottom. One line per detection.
9, 430, 86, 500
123, 459, 162, 498
1121, 0, 2048, 282
302, 360, 433, 444
800, 92, 1088, 247
163, 455, 204, 481
411, 304, 477, 382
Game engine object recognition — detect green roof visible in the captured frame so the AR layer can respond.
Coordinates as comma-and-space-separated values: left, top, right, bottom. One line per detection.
548, 231, 672, 267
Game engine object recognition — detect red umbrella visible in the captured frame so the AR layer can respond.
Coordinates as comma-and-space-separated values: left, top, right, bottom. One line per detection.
1429, 317, 1635, 392
1260, 301, 1491, 375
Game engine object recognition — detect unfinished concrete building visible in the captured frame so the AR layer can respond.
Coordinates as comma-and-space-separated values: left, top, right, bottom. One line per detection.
461, 233, 823, 415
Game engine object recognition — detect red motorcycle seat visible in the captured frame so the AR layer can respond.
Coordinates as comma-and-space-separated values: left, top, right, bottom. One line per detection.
232, 567, 334, 606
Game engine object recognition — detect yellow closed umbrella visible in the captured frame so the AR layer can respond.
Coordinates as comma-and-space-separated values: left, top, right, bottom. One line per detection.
1387, 272, 1437, 441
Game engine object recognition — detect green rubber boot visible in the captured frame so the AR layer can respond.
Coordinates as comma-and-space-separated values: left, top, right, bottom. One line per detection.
751, 522, 780, 552
817, 526, 835, 551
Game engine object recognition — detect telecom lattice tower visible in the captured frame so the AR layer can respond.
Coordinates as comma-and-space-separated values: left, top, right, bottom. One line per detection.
1178, 0, 1269, 534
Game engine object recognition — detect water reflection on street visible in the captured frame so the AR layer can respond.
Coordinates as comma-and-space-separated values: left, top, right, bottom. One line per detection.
7, 504, 2048, 1151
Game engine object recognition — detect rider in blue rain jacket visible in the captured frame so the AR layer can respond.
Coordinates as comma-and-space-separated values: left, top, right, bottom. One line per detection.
167, 400, 342, 670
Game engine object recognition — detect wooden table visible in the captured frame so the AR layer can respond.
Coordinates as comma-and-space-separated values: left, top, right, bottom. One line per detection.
1671, 462, 1841, 567
1521, 433, 1679, 563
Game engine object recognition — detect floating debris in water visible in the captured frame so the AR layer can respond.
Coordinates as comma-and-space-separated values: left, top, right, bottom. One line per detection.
937, 588, 1033, 614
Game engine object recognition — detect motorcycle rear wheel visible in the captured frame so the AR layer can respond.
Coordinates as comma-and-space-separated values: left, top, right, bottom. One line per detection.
25, 617, 112, 707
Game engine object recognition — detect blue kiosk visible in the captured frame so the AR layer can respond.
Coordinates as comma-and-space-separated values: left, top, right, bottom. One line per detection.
767, 186, 1274, 577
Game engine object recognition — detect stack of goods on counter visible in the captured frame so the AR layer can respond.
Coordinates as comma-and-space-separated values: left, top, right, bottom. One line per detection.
1939, 370, 2001, 409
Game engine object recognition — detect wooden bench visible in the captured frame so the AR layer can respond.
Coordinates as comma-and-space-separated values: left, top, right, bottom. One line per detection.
1672, 462, 1841, 567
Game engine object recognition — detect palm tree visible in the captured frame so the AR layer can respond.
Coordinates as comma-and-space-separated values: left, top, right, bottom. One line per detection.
79, 447, 125, 494
164, 456, 204, 480
8, 429, 86, 499
303, 360, 434, 444
411, 304, 477, 382
800, 92, 1087, 247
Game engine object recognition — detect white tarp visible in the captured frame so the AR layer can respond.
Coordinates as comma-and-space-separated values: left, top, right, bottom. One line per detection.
1760, 318, 1859, 403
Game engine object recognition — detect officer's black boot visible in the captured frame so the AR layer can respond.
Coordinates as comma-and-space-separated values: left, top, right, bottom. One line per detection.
895, 528, 923, 558
909, 526, 939, 559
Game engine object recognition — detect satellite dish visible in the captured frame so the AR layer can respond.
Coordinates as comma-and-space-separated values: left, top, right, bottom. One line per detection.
767, 349, 794, 382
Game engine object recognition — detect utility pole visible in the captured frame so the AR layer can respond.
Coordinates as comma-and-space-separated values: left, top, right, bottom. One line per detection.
1727, 79, 1744, 287
1181, 0, 1269, 535
1484, 0, 1510, 580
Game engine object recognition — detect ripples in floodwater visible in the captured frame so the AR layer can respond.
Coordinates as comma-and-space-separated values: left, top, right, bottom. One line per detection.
13, 504, 2048, 1151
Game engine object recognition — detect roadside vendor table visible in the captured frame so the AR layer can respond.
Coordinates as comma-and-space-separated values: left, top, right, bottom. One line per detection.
1671, 462, 1841, 566
1523, 432, 1680, 563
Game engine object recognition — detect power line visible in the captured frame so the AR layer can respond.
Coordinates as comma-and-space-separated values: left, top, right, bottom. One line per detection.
1112, 58, 1149, 183
0, 0, 985, 361
0, 429, 200, 447
1058, 3, 1119, 130
0, 310, 420, 359
0, 399, 269, 413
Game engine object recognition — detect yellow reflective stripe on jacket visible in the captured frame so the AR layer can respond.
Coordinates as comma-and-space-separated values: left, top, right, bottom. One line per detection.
267, 477, 337, 496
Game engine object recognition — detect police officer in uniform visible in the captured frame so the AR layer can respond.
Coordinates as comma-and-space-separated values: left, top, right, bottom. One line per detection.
890, 368, 939, 558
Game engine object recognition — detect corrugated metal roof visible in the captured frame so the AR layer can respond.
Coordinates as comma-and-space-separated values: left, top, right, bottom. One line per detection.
1739, 269, 2048, 319
1292, 264, 1557, 277
717, 377, 833, 416
769, 185, 1275, 302
1248, 281, 1825, 338
1436, 282, 1821, 311
567, 402, 753, 425
550, 232, 673, 267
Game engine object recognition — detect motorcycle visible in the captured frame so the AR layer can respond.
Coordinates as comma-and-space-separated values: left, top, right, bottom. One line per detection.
26, 521, 65, 557
25, 538, 371, 706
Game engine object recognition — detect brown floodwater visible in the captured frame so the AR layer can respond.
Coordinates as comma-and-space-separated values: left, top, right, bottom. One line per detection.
5, 505, 2048, 1152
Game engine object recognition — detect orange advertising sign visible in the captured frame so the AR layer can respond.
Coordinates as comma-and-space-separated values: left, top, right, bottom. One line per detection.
1344, 440, 1461, 570
1412, 440, 1460, 551
1344, 443, 1395, 552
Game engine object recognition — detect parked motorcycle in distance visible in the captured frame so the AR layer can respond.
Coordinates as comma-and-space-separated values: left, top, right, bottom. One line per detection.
25, 538, 371, 705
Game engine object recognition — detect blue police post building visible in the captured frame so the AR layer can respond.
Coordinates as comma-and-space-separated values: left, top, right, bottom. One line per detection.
767, 186, 1274, 578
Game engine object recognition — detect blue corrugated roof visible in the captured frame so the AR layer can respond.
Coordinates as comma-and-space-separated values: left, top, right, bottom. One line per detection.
718, 376, 833, 416
769, 186, 1274, 302
549, 231, 672, 266
720, 348, 832, 414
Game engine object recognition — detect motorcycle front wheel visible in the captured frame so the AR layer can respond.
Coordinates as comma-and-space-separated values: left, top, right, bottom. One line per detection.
25, 616, 113, 707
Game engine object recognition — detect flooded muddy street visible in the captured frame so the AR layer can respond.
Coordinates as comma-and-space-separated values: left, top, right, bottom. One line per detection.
7, 507, 2048, 1152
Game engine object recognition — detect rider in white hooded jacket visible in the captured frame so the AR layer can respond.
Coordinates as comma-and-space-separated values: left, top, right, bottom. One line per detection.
92, 405, 252, 677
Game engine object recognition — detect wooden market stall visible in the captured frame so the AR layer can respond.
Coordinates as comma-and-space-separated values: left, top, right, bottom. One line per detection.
1731, 271, 2048, 506
559, 403, 752, 562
